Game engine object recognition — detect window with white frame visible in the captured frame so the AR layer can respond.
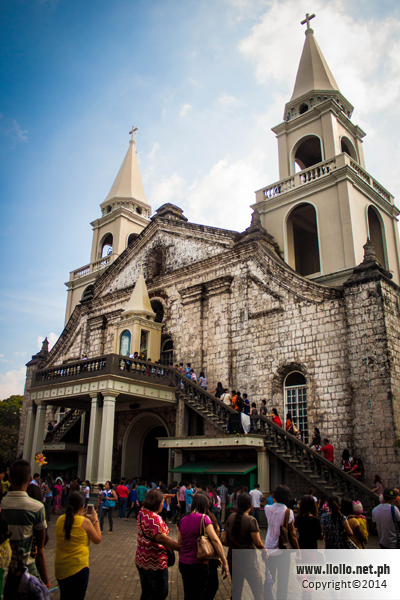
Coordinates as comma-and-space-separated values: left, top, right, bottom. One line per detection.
284, 372, 308, 443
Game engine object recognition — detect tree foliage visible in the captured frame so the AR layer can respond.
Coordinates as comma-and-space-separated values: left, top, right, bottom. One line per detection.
0, 395, 23, 465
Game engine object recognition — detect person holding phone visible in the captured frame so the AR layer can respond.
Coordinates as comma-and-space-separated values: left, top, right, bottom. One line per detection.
55, 491, 101, 599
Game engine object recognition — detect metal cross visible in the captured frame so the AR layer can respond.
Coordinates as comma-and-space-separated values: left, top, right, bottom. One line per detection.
301, 13, 315, 30
129, 126, 138, 140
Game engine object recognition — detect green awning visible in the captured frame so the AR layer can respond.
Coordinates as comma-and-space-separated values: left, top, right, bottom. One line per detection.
170, 462, 256, 475
40, 462, 77, 470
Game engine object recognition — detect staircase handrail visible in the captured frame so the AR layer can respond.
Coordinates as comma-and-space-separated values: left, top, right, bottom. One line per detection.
45, 408, 82, 442
166, 368, 379, 513
252, 413, 379, 512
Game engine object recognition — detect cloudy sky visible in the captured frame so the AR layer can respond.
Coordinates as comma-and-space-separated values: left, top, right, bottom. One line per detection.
1, 0, 400, 398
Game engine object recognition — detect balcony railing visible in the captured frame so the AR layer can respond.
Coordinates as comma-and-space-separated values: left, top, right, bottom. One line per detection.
256, 154, 393, 205
70, 253, 118, 281
33, 354, 176, 388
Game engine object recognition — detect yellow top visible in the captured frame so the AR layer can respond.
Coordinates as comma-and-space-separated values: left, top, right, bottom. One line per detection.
55, 514, 90, 580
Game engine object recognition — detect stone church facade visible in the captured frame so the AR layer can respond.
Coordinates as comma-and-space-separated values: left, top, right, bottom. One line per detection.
18, 20, 400, 495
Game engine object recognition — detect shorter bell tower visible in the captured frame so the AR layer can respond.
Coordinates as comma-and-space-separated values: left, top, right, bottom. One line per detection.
65, 128, 151, 322
254, 15, 400, 286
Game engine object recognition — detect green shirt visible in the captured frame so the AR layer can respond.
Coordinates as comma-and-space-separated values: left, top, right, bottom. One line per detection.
137, 485, 148, 502
1, 491, 46, 576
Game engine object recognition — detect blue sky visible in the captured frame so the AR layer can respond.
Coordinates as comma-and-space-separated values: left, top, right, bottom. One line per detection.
1, 0, 400, 397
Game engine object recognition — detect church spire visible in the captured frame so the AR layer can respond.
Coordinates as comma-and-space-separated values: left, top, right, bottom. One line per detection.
102, 127, 149, 207
284, 14, 353, 122
290, 15, 339, 102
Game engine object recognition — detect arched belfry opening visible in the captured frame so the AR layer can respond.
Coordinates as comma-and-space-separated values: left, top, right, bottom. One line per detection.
287, 203, 320, 276
368, 206, 386, 268
127, 232, 138, 247
100, 233, 113, 258
293, 135, 322, 172
341, 137, 357, 161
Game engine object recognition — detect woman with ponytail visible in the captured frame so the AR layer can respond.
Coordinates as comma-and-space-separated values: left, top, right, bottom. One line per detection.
55, 491, 101, 599
225, 492, 266, 599
320, 494, 353, 549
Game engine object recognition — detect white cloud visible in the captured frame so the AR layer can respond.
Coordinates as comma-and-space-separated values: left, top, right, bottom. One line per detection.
37, 332, 58, 351
181, 150, 268, 231
238, 0, 400, 120
0, 354, 3, 358
148, 142, 160, 159
0, 366, 26, 399
180, 103, 193, 117
149, 173, 186, 206
14, 351, 27, 357
5, 119, 28, 143
218, 94, 239, 106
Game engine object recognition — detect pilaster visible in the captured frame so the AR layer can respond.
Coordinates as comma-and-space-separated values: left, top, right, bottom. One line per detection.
23, 404, 36, 462
86, 394, 103, 483
97, 392, 118, 483
257, 449, 270, 495
30, 402, 47, 469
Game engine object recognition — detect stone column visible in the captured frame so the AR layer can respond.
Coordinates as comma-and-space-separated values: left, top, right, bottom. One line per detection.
79, 412, 86, 444
257, 448, 270, 495
85, 394, 103, 483
97, 393, 118, 483
23, 404, 36, 462
77, 454, 86, 480
30, 402, 47, 469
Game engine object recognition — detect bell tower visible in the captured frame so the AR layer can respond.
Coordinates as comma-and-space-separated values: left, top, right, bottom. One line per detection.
254, 14, 400, 286
65, 128, 151, 322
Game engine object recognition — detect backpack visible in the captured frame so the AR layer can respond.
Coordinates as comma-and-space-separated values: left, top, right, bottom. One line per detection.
236, 396, 244, 410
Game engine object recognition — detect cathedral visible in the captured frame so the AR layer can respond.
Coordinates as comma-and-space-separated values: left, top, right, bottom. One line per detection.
18, 18, 400, 500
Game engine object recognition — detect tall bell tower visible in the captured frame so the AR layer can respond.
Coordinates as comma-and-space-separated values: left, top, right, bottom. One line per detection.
254, 14, 400, 286
65, 128, 151, 322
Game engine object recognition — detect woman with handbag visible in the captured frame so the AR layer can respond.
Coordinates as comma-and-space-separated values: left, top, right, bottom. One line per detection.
320, 495, 354, 549
178, 491, 228, 600
99, 481, 118, 534
224, 492, 267, 599
264, 485, 299, 600
135, 488, 181, 600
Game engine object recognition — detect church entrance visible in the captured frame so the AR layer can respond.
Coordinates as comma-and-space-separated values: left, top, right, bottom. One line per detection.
121, 413, 170, 482
141, 426, 169, 483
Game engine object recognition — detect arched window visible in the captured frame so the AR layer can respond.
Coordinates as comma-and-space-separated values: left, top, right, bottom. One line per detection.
150, 300, 164, 323
100, 233, 113, 258
287, 203, 320, 276
148, 247, 165, 279
160, 338, 173, 366
293, 135, 322, 172
127, 233, 138, 247
284, 372, 308, 443
368, 206, 386, 268
119, 330, 131, 356
341, 137, 357, 161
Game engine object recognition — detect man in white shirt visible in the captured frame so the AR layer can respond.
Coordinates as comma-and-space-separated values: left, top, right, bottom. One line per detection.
372, 487, 400, 549
249, 483, 264, 524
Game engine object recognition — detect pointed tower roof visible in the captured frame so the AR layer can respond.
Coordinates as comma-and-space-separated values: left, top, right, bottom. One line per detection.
122, 270, 155, 319
290, 27, 339, 102
103, 131, 149, 207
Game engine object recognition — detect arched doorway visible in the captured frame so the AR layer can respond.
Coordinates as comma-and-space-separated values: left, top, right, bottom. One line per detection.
141, 426, 169, 482
287, 203, 320, 276
121, 413, 170, 481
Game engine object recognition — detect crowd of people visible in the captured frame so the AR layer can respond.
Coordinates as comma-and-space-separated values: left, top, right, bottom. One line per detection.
1, 458, 400, 600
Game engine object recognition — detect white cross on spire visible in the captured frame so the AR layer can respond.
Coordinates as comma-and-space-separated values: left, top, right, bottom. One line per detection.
301, 12, 315, 31
129, 126, 138, 141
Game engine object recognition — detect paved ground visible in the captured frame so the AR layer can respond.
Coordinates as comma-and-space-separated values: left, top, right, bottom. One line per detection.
44, 507, 380, 599
45, 508, 232, 599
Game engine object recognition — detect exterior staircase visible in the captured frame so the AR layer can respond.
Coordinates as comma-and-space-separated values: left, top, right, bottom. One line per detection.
46, 409, 84, 443
168, 368, 379, 515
